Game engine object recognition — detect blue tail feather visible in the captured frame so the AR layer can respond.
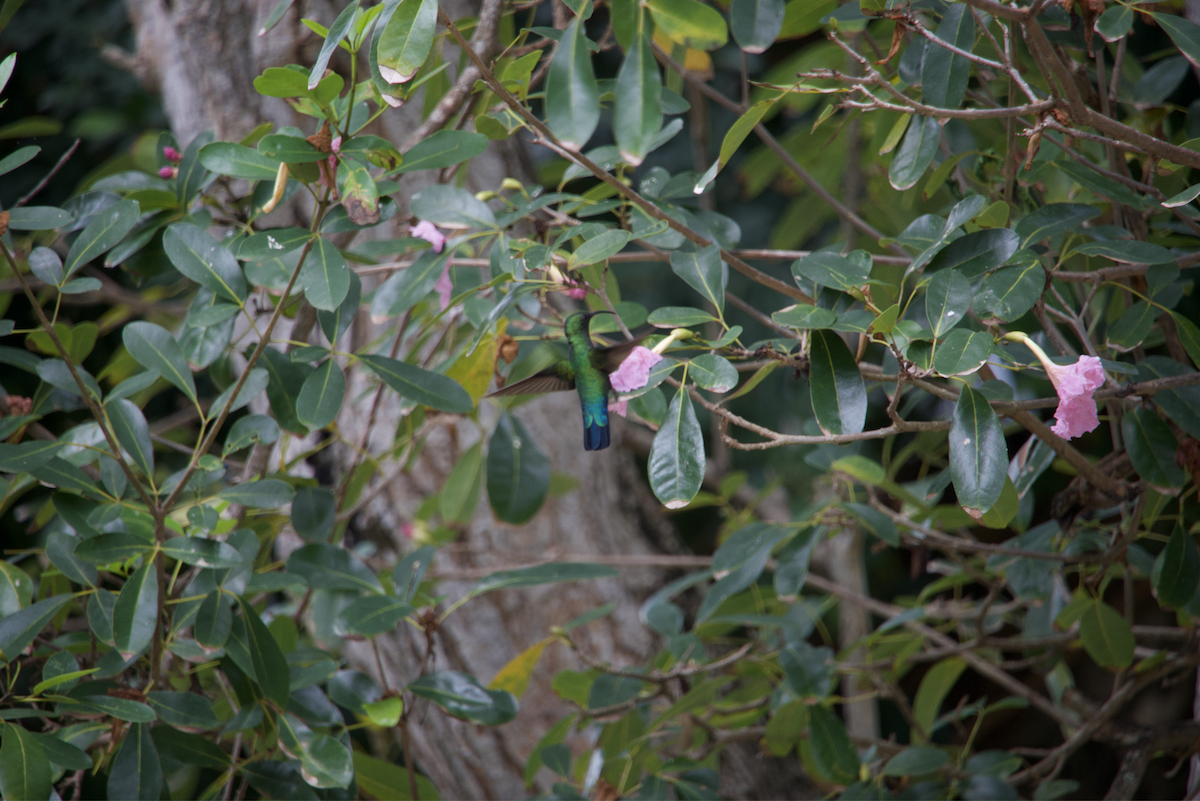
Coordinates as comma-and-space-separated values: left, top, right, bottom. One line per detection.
581, 399, 610, 451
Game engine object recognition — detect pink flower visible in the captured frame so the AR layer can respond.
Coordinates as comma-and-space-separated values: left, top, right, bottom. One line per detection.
1007, 333, 1106, 440
158, 166, 178, 179
434, 260, 454, 310
162, 146, 182, 163
411, 220, 445, 253
609, 346, 663, 393
608, 399, 628, 418
331, 136, 342, 154
565, 287, 588, 300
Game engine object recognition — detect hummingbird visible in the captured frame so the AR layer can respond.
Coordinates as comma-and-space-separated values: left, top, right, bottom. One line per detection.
487, 311, 644, 451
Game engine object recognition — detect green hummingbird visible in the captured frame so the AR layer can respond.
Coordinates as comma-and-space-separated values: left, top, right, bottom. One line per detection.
487, 311, 645, 451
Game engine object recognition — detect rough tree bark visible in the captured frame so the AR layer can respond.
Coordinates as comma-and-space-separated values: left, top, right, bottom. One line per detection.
116, 1, 814, 796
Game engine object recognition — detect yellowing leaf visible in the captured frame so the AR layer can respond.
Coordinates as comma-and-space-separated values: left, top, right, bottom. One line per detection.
446, 319, 506, 404
489, 638, 551, 699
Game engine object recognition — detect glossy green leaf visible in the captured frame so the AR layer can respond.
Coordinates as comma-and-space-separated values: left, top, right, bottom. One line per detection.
370, 248, 453, 318
308, 0, 359, 88
107, 399, 154, 478
219, 478, 296, 508
296, 359, 346, 430
1, 723, 51, 801
257, 134, 326, 163
377, 0, 437, 83
150, 725, 230, 769
0, 440, 63, 473
0, 145, 38, 177
670, 245, 725, 313
949, 386, 1007, 516
407, 671, 518, 725
889, 116, 939, 191
646, 0, 728, 50
809, 330, 866, 436
771, 303, 836, 330
613, 27, 662, 166
224, 413, 280, 456
30, 457, 101, 496
695, 94, 777, 193
198, 142, 279, 180
163, 223, 247, 303
287, 543, 385, 593
689, 353, 738, 393
112, 561, 158, 660
470, 562, 618, 597
397, 129, 488, 172
925, 268, 972, 338
807, 704, 859, 784
780, 640, 833, 700
1135, 358, 1200, 437
337, 157, 380, 226
1162, 184, 1200, 209
1079, 601, 1134, 669
1123, 409, 1185, 487
353, 750, 441, 801
1150, 12, 1200, 71
392, 546, 435, 603
122, 322, 197, 403
410, 184, 496, 228
1095, 4, 1132, 42
1152, 526, 1199, 609
774, 527, 822, 596
731, 0, 783, 53
912, 657, 966, 742
1014, 203, 1100, 247
6, 206, 72, 231
73, 533, 152, 564
487, 411, 551, 524
0, 594, 72, 665
301, 238, 350, 311
1105, 301, 1155, 352
59, 695, 155, 723
292, 485, 337, 541
648, 388, 704, 509
568, 229, 631, 269
974, 263, 1041, 322
0, 563, 31, 615
162, 536, 244, 568
359, 353, 473, 413
882, 746, 949, 777
922, 3, 973, 108
792, 251, 870, 292
933, 330, 992, 377
648, 307, 718, 328
27, 730, 90, 770
545, 16, 601, 150
146, 691, 221, 731
236, 596, 291, 705
195, 591, 232, 649
333, 595, 413, 637
441, 442, 484, 523
63, 199, 140, 278
108, 723, 163, 801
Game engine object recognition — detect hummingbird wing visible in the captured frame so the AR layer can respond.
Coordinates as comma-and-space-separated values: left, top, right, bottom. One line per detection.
595, 333, 651, 373
486, 363, 576, 397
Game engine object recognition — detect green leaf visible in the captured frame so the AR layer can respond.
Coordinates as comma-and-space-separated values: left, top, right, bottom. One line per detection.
922, 3, 974, 108
889, 116, 939, 191
224, 413, 280, 456
397, 130, 488, 172
308, 0, 359, 88
27, 731, 90, 770
122, 322, 197, 403
470, 563, 618, 597
359, 353, 473, 413
377, 0, 437, 83
1074, 240, 1174, 265
688, 354, 738, 393
646, 0, 729, 50
6, 206, 72, 231
949, 386, 1007, 517
30, 457, 101, 496
112, 561, 158, 660
198, 142, 280, 180
353, 751, 441, 801
63, 199, 140, 278
0, 145, 38, 177
731, 0, 783, 53
253, 66, 310, 98
1095, 4, 1132, 42
1134, 358, 1200, 438
933, 330, 992, 377
162, 536, 244, 568
219, 478, 296, 508
302, 238, 350, 312
410, 184, 496, 229
670, 245, 726, 314
925, 268, 972, 338
370, 248, 453, 318
296, 359, 346, 430
807, 704, 859, 784
163, 223, 247, 303
1123, 409, 1185, 487
407, 671, 518, 725
1, 723, 51, 801
1152, 526, 1199, 609
792, 251, 870, 292
973, 262, 1042, 322
487, 411, 551, 524
333, 595, 413, 637
912, 657, 967, 742
882, 746, 949, 777
441, 442, 484, 523
195, 592, 232, 649
765, 700, 808, 757
0, 562, 32, 614
568, 229, 631, 269
0, 594, 72, 665
236, 596, 291, 705
774, 527, 821, 596
650, 306, 720, 328
1105, 300, 1155, 352
337, 157, 380, 226
0, 441, 63, 473
809, 330, 866, 436
146, 691, 221, 731
107, 399, 154, 478
392, 546, 435, 603
1079, 601, 1134, 669
1162, 184, 1200, 209
286, 543, 385, 593
291, 486, 337, 541
1150, 12, 1200, 71
73, 533, 152, 564
545, 16, 601, 150
59, 695, 155, 723
1014, 203, 1100, 248
108, 723, 163, 801
362, 696, 404, 728
613, 27, 663, 166
779, 641, 833, 700
648, 388, 705, 509
843, 502, 900, 546
150, 726, 230, 769
694, 94, 778, 193
257, 134, 326, 163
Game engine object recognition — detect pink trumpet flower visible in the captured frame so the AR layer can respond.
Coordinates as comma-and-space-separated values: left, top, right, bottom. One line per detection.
411, 220, 446, 253
1007, 333, 1106, 440
609, 347, 662, 393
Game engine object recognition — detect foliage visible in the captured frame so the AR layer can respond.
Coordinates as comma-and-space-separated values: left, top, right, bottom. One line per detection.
1, 0, 1200, 799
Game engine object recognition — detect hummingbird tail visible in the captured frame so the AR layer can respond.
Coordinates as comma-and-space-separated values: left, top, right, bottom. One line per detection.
581, 399, 610, 451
